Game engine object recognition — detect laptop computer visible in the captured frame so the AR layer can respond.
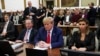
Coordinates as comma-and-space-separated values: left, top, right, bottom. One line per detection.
0, 41, 16, 56
60, 48, 100, 56
26, 48, 48, 56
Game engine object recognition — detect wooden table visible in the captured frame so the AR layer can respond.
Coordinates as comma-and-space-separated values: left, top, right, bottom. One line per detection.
16, 43, 60, 56
58, 25, 98, 36
60, 48, 100, 56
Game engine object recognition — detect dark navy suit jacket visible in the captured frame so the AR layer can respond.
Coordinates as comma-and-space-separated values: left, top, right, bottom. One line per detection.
34, 26, 64, 48
17, 28, 37, 44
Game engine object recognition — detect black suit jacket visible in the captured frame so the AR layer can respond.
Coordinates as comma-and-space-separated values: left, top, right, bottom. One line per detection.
53, 15, 60, 26
24, 7, 37, 19
0, 21, 15, 39
24, 7, 37, 29
68, 31, 95, 51
17, 28, 37, 44
64, 15, 72, 23
34, 26, 64, 48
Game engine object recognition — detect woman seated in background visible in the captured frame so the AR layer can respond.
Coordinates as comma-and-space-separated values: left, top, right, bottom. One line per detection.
68, 18, 95, 51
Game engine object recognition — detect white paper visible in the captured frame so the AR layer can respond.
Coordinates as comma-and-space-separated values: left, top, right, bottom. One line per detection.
34, 46, 48, 50
11, 43, 23, 50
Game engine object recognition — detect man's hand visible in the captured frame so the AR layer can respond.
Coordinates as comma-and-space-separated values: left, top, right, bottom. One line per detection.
26, 15, 30, 18
1, 32, 7, 36
71, 46, 77, 50
77, 48, 87, 51
37, 41, 50, 48
15, 40, 23, 43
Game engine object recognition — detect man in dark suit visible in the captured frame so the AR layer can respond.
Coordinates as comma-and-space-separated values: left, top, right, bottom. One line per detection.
24, 1, 37, 29
16, 19, 37, 44
36, 4, 46, 29
0, 14, 15, 40
95, 6, 100, 26
34, 17, 63, 48
87, 2, 96, 26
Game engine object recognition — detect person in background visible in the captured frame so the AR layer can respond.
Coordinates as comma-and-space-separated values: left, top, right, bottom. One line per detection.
0, 9, 2, 22
71, 8, 81, 26
45, 8, 52, 17
57, 9, 65, 25
87, 2, 96, 26
52, 10, 59, 26
9, 11, 14, 22
12, 12, 19, 24
17, 11, 24, 24
36, 4, 46, 29
64, 10, 72, 25
81, 9, 87, 19
24, 1, 37, 29
95, 6, 100, 26
68, 19, 95, 51
16, 19, 37, 44
0, 14, 15, 40
34, 17, 63, 48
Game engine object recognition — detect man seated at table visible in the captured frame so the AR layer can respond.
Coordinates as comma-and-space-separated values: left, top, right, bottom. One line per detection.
34, 17, 64, 49
16, 19, 37, 44
0, 14, 15, 40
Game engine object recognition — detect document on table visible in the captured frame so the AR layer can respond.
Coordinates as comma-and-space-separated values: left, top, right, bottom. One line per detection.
34, 46, 48, 50
11, 43, 23, 50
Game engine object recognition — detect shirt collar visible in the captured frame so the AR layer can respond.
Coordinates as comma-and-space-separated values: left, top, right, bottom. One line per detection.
47, 27, 53, 33
27, 28, 32, 31
6, 20, 9, 24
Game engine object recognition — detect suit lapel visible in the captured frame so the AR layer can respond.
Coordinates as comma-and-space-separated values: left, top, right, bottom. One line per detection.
43, 29, 47, 41
51, 27, 56, 43
5, 21, 10, 31
29, 29, 33, 42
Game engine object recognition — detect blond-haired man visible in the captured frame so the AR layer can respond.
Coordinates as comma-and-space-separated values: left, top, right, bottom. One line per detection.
34, 17, 63, 48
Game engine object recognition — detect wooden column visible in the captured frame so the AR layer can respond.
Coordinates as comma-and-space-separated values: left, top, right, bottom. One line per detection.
24, 0, 26, 8
1, 0, 5, 9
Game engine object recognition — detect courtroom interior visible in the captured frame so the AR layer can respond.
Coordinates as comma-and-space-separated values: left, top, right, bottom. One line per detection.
0, 0, 100, 56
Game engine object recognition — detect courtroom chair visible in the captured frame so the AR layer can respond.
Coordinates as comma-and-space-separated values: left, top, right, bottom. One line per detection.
71, 28, 79, 35
95, 27, 100, 51
95, 35, 99, 51
63, 36, 67, 47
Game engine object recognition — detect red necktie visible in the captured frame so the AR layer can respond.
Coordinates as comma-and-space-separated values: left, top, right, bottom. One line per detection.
46, 31, 50, 43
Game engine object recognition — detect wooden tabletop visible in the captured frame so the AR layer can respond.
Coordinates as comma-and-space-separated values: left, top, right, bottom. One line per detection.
58, 25, 98, 29
16, 43, 60, 56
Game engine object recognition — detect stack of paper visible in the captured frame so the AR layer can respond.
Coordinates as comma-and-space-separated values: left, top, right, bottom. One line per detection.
34, 46, 48, 50
11, 43, 23, 50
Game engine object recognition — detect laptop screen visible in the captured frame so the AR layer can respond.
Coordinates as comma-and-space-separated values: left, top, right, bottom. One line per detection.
26, 48, 48, 56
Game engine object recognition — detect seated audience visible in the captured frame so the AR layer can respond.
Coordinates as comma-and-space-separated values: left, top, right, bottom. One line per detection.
68, 19, 95, 51
34, 17, 64, 48
0, 14, 15, 40
16, 19, 37, 44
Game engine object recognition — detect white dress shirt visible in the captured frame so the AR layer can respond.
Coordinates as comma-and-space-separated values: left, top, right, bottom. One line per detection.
23, 28, 32, 43
2, 21, 9, 33
66, 15, 70, 22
